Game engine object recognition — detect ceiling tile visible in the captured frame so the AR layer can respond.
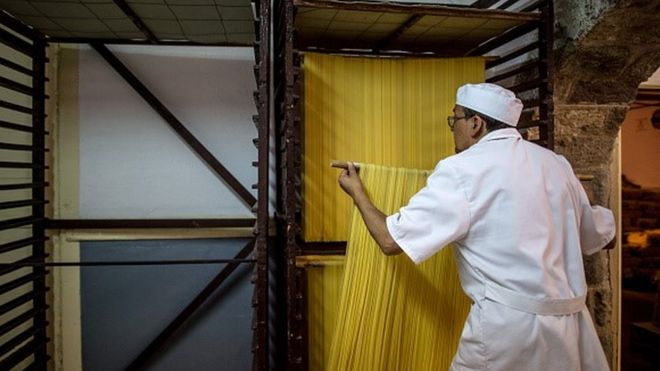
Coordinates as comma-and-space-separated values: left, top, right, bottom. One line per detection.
167, 0, 216, 4
365, 23, 400, 33
2, 1, 41, 16
439, 17, 486, 29
153, 32, 186, 40
86, 4, 127, 19
217, 6, 252, 20
75, 30, 117, 38
170, 5, 219, 20
226, 33, 253, 44
44, 29, 72, 37
377, 13, 411, 24
56, 18, 110, 32
333, 10, 381, 23
103, 19, 140, 32
214, 0, 249, 6
16, 16, 63, 30
179, 20, 224, 35
188, 34, 227, 43
300, 9, 337, 21
113, 31, 147, 39
30, 2, 96, 18
131, 4, 176, 19
416, 16, 446, 27
329, 21, 370, 32
125, 0, 164, 4
296, 18, 331, 29
143, 19, 182, 33
222, 20, 251, 33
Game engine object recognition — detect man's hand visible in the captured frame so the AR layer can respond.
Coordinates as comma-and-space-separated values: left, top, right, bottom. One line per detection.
338, 162, 365, 199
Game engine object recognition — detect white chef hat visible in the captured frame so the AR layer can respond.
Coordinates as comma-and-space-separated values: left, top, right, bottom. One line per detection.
456, 83, 523, 127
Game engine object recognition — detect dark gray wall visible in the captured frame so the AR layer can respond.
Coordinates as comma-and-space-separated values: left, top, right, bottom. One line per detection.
80, 238, 253, 371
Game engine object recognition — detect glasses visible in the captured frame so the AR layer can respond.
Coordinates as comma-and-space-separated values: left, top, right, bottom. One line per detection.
447, 115, 470, 131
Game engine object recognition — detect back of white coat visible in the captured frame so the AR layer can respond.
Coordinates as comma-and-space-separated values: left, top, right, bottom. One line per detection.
387, 128, 615, 370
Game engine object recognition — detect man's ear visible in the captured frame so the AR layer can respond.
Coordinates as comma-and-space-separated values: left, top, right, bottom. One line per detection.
470, 116, 485, 137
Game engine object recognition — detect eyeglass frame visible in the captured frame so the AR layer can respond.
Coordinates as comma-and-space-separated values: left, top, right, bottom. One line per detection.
447, 114, 474, 131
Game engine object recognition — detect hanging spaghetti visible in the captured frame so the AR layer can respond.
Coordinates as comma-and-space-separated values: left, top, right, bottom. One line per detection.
325, 164, 471, 370
303, 53, 485, 370
303, 53, 485, 242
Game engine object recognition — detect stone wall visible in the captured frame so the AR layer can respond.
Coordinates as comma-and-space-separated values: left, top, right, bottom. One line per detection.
553, 0, 660, 366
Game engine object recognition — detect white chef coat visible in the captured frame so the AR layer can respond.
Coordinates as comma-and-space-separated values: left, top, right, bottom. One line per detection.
386, 128, 615, 371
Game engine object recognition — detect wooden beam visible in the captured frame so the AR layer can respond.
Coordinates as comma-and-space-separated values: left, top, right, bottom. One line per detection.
91, 43, 257, 209
374, 14, 423, 51
112, 0, 158, 44
293, 0, 541, 22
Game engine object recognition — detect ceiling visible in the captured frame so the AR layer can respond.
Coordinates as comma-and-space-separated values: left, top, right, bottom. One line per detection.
294, 0, 539, 55
0, 0, 255, 45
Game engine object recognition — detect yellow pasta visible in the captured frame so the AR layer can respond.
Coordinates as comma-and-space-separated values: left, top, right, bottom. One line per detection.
326, 164, 471, 370
303, 53, 485, 241
303, 53, 485, 370
307, 264, 346, 371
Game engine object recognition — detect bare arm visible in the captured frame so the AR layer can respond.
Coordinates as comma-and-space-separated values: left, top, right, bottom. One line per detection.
338, 163, 402, 256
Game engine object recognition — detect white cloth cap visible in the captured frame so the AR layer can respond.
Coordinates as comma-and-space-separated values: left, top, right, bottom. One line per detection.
456, 83, 523, 126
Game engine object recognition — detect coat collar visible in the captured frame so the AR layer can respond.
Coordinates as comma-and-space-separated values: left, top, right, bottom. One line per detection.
478, 127, 522, 143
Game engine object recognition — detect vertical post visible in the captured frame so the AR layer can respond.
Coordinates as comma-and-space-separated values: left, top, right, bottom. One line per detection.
283, 0, 305, 368
31, 36, 49, 367
252, 0, 271, 369
538, 0, 554, 149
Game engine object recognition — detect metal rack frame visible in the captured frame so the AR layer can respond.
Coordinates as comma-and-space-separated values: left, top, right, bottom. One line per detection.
274, 1, 555, 369
0, 0, 271, 368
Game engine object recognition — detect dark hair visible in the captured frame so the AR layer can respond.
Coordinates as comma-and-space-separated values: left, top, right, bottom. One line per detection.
462, 107, 513, 132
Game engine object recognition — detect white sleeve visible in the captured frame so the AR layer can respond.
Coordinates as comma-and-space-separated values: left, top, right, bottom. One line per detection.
385, 162, 470, 264
559, 156, 616, 255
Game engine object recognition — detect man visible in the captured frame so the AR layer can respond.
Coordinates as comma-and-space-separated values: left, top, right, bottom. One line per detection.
338, 83, 614, 370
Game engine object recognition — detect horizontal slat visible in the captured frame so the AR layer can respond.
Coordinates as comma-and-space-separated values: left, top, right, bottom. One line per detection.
0, 76, 33, 96
521, 0, 543, 12
0, 120, 33, 133
486, 59, 540, 83
486, 41, 541, 69
0, 28, 33, 56
0, 161, 45, 169
0, 182, 48, 191
0, 217, 43, 231
506, 78, 546, 94
0, 56, 32, 77
0, 199, 47, 210
0, 255, 49, 276
0, 271, 48, 295
0, 291, 43, 316
467, 21, 538, 56
0, 308, 40, 339
0, 337, 48, 370
0, 100, 32, 114
0, 237, 47, 254
0, 325, 40, 359
0, 10, 40, 39
521, 98, 542, 108
0, 142, 43, 151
